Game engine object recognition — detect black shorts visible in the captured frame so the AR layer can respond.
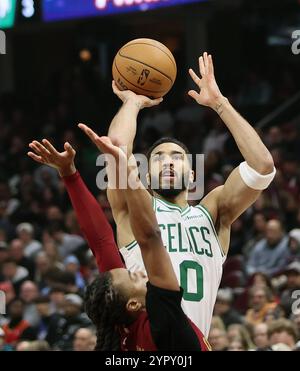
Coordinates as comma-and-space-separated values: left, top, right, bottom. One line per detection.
146, 282, 201, 351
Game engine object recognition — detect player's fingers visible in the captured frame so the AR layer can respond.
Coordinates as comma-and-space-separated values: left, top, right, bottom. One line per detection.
42, 139, 59, 156
112, 81, 122, 95
29, 142, 42, 155
32, 141, 51, 157
188, 90, 199, 101
208, 54, 214, 75
199, 56, 206, 77
93, 136, 112, 154
78, 123, 100, 143
27, 152, 45, 164
112, 80, 118, 92
149, 97, 163, 106
64, 142, 76, 155
189, 69, 202, 87
204, 52, 209, 74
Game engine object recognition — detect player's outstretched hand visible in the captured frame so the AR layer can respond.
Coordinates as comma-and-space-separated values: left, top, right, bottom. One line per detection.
28, 139, 76, 177
112, 80, 163, 110
78, 123, 127, 160
188, 52, 224, 109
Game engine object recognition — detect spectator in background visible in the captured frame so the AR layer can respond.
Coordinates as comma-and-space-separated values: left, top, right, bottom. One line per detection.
247, 272, 279, 302
64, 210, 81, 235
208, 327, 229, 351
19, 281, 40, 327
0, 203, 15, 242
16, 340, 50, 351
45, 206, 64, 224
268, 319, 298, 350
0, 326, 14, 351
16, 223, 42, 260
2, 298, 35, 346
0, 327, 5, 351
9, 239, 35, 280
264, 304, 286, 324
73, 327, 96, 351
245, 286, 277, 326
0, 241, 9, 271
48, 287, 65, 315
226, 324, 254, 350
291, 313, 300, 341
287, 229, 300, 263
0, 282, 15, 325
228, 336, 251, 351
243, 212, 267, 259
43, 241, 64, 271
33, 165, 60, 192
33, 296, 61, 344
246, 219, 289, 277
0, 182, 20, 219
213, 288, 243, 328
50, 294, 91, 351
252, 323, 270, 350
34, 252, 54, 290
1, 259, 29, 295
47, 222, 85, 259
280, 262, 300, 317
64, 255, 85, 290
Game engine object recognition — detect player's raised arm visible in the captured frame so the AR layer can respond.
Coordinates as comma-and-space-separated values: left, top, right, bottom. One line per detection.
189, 53, 275, 254
90, 135, 180, 292
27, 139, 123, 272
109, 81, 163, 155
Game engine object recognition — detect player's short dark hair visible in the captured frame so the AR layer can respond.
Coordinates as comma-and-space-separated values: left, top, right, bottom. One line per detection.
146, 137, 190, 162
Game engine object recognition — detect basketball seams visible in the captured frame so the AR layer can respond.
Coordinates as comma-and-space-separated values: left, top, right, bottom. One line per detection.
121, 41, 177, 70
114, 59, 171, 94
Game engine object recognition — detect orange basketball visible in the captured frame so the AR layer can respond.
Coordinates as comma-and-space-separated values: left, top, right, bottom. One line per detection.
112, 38, 177, 99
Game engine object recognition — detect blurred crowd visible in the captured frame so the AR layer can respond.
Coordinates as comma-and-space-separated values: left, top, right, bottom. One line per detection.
0, 45, 300, 351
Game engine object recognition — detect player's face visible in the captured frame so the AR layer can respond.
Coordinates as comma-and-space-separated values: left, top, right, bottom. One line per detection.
148, 143, 193, 197
110, 268, 148, 311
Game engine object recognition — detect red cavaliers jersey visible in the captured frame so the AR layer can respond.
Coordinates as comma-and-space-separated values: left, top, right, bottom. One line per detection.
119, 311, 211, 351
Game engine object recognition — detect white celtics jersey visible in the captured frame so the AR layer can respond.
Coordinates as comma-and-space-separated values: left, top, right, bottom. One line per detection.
120, 197, 226, 337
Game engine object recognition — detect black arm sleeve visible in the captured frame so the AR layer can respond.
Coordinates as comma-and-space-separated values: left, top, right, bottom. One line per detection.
146, 282, 201, 351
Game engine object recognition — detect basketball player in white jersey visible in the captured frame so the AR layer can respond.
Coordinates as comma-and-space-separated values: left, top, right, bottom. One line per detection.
79, 52, 275, 337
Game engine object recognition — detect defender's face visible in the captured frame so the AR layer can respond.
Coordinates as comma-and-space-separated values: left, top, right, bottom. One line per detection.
148, 143, 193, 192
110, 268, 148, 310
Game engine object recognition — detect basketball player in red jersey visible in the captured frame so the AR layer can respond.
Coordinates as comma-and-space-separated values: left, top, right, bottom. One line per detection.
28, 139, 210, 351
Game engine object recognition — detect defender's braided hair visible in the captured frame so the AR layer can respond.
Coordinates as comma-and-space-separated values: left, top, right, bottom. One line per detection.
84, 272, 132, 351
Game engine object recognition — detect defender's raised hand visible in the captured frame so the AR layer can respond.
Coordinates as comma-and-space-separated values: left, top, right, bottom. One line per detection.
28, 139, 76, 177
112, 81, 163, 110
188, 52, 224, 110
